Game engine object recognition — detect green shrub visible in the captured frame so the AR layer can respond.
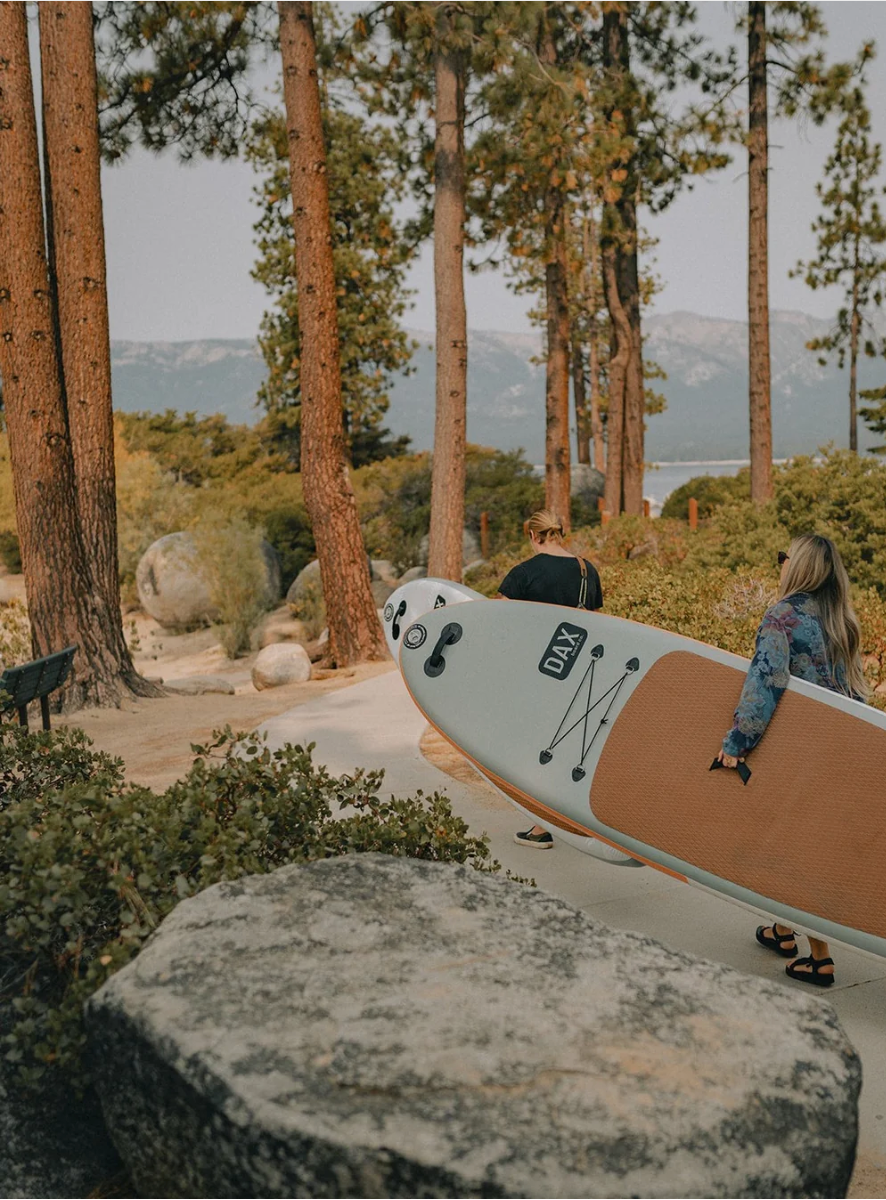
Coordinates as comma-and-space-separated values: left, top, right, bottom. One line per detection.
0, 723, 496, 1090
0, 530, 21, 573
263, 507, 316, 593
660, 471, 750, 520
192, 514, 275, 657
288, 571, 326, 639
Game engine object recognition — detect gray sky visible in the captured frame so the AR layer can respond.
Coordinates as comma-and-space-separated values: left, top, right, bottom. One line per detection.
99, 1, 886, 342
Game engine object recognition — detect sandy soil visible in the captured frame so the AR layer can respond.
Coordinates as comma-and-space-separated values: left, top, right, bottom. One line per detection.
57, 611, 395, 792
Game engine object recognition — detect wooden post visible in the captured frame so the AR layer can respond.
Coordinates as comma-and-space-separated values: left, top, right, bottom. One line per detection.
643, 499, 650, 518
688, 497, 698, 531
601, 510, 611, 527
597, 496, 605, 512
480, 511, 490, 560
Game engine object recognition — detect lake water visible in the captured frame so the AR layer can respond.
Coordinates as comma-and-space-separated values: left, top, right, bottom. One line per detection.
645, 460, 747, 514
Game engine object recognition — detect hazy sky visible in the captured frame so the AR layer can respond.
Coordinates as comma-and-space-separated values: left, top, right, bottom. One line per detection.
97, 1, 886, 342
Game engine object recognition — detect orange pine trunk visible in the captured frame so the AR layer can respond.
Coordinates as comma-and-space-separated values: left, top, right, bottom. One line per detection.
278, 1, 385, 665
748, 1, 773, 502
427, 3, 468, 582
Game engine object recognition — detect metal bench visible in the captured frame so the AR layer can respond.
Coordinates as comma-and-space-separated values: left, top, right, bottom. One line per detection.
0, 645, 78, 731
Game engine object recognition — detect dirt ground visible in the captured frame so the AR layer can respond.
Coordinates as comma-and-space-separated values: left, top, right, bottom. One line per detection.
56, 610, 395, 791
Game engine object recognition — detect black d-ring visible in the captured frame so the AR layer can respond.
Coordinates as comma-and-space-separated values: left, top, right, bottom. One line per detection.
391, 599, 408, 641
424, 622, 463, 677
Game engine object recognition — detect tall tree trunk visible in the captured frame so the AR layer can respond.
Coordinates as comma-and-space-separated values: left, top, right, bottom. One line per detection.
602, 244, 630, 514
606, 5, 643, 515
849, 244, 860, 453
278, 0, 385, 664
0, 2, 136, 708
747, 1, 773, 502
38, 2, 155, 700
539, 16, 571, 529
583, 213, 606, 474
427, 3, 467, 582
571, 333, 590, 466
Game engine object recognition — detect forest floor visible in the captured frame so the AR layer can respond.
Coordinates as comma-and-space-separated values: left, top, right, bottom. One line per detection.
57, 609, 395, 791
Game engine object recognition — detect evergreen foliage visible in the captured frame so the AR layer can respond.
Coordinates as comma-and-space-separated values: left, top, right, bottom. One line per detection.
95, 1, 274, 162
0, 723, 495, 1089
792, 50, 886, 449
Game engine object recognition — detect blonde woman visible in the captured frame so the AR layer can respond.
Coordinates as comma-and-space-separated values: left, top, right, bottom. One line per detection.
497, 510, 603, 849
717, 534, 869, 987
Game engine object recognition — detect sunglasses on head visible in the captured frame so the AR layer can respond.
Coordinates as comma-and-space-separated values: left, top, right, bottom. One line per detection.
777, 551, 790, 566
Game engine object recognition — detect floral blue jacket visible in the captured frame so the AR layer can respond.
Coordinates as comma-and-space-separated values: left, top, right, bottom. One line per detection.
722, 592, 856, 758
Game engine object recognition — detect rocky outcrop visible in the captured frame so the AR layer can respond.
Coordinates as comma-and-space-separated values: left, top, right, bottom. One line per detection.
419, 528, 480, 568
136, 533, 216, 628
570, 462, 606, 500
87, 856, 860, 1200
251, 642, 312, 689
137, 533, 280, 629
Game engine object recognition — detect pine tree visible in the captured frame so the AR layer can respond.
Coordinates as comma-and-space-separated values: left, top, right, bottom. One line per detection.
428, 2, 470, 581
247, 51, 416, 468
38, 2, 158, 702
0, 3, 138, 707
735, 2, 855, 501
277, 0, 386, 665
793, 53, 886, 453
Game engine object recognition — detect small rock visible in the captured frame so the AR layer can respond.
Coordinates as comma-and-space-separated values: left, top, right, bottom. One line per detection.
398, 566, 427, 583
251, 643, 312, 690
163, 675, 236, 696
370, 559, 399, 586
570, 463, 606, 499
371, 578, 395, 607
285, 559, 322, 607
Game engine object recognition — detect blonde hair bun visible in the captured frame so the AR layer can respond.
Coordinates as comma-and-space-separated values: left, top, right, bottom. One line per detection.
526, 509, 565, 544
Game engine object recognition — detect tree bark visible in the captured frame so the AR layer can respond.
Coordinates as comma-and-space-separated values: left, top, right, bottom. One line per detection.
602, 244, 630, 515
427, 3, 467, 582
277, 1, 385, 665
606, 5, 643, 515
571, 333, 590, 466
849, 244, 859, 454
747, 1, 773, 502
38, 2, 155, 699
539, 16, 571, 530
0, 2, 139, 708
583, 213, 606, 474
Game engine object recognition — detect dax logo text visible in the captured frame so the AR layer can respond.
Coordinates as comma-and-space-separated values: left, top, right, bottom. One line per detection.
538, 622, 588, 680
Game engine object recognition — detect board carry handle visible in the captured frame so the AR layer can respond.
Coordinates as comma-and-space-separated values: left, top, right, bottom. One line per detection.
391, 599, 408, 641
424, 622, 463, 678
709, 757, 752, 786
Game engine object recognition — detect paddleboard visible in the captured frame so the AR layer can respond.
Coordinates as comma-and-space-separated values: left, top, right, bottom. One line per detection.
383, 578, 481, 661
398, 599, 886, 958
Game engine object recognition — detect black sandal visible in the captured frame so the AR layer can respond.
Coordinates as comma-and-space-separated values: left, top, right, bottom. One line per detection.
755, 924, 798, 958
785, 956, 835, 987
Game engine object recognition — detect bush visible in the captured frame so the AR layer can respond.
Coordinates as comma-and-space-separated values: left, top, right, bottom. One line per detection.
660, 471, 750, 520
192, 514, 275, 657
263, 507, 316, 594
0, 723, 496, 1091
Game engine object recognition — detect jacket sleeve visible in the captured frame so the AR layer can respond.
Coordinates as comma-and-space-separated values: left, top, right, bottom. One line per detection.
722, 606, 794, 757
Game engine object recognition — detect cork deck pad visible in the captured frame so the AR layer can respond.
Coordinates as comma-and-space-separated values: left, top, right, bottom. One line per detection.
592, 651, 886, 941
396, 595, 886, 956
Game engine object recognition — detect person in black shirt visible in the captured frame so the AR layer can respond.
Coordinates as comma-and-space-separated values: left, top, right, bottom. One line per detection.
496, 509, 603, 849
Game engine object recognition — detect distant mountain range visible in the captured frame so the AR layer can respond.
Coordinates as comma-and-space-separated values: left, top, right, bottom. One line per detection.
110, 309, 886, 461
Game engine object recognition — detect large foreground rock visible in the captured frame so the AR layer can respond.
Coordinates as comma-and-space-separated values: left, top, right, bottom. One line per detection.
87, 856, 859, 1199
0, 1055, 121, 1198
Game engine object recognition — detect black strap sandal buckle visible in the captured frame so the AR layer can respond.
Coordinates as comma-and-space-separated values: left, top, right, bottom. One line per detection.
785, 955, 835, 987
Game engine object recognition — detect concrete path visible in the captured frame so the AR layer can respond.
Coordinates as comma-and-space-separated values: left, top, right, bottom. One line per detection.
260, 669, 886, 1190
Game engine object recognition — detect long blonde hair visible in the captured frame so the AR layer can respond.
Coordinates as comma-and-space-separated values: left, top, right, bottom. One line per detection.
525, 509, 565, 545
779, 534, 869, 699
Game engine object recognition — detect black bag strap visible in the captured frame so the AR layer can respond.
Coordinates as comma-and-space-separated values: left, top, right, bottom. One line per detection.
576, 556, 588, 610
